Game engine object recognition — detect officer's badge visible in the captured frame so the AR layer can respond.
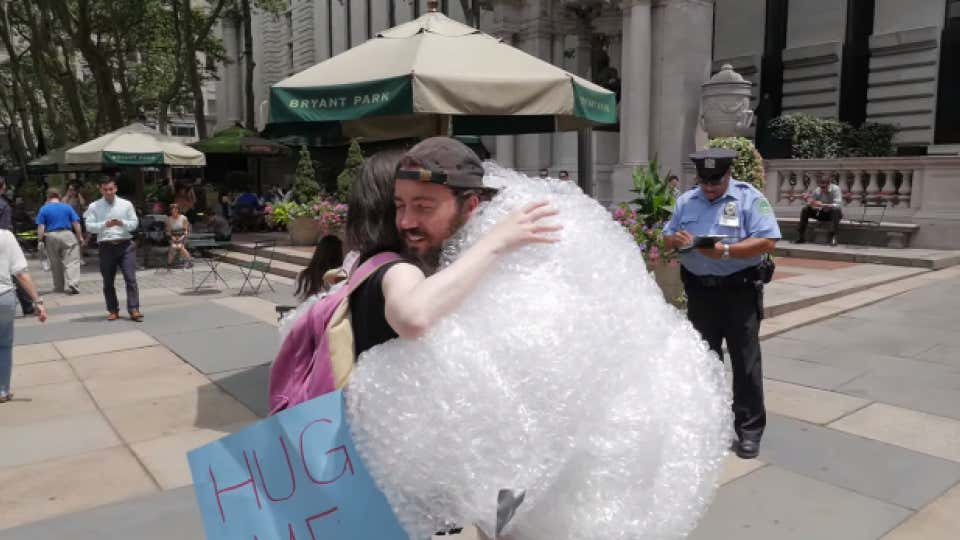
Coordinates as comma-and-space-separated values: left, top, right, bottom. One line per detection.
719, 201, 739, 227
705, 158, 715, 169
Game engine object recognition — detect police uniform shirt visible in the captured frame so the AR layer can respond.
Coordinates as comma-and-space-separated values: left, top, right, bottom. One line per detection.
663, 179, 782, 276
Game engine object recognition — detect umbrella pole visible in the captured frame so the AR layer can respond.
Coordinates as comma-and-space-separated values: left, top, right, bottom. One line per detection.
257, 157, 262, 195
577, 128, 594, 198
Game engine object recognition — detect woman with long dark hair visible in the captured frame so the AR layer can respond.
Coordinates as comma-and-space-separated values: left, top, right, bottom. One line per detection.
279, 150, 406, 337
295, 234, 345, 300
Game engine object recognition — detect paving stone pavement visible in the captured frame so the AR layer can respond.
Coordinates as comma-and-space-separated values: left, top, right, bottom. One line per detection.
2, 259, 960, 539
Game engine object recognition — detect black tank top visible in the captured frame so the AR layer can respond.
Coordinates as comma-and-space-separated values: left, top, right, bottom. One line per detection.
349, 259, 402, 357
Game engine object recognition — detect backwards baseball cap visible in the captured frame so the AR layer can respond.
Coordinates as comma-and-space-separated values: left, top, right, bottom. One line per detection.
396, 136, 487, 190
690, 148, 737, 184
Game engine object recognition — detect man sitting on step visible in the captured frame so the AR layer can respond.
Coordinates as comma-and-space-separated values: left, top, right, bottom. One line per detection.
797, 176, 843, 246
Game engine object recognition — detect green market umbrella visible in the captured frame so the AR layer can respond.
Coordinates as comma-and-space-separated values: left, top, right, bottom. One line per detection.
66, 123, 206, 167
192, 126, 288, 156
266, 4, 616, 141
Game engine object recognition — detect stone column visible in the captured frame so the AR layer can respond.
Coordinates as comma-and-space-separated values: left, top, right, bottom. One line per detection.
607, 0, 652, 207
514, 7, 554, 175
491, 17, 519, 168
593, 9, 624, 196
650, 0, 714, 182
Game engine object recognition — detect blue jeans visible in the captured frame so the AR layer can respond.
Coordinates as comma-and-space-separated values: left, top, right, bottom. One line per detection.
0, 290, 16, 397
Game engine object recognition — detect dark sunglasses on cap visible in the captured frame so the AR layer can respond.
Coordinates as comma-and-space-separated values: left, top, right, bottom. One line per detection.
698, 175, 726, 186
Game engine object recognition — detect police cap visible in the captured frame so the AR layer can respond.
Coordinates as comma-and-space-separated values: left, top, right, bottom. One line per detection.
690, 149, 737, 183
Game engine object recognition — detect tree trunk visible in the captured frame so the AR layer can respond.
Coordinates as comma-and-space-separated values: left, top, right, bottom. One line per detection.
49, 0, 125, 130
182, 0, 207, 139
0, 1, 37, 157
116, 39, 137, 123
242, 0, 256, 130
187, 0, 230, 139
21, 0, 67, 148
27, 92, 47, 156
0, 90, 30, 181
47, 4, 90, 142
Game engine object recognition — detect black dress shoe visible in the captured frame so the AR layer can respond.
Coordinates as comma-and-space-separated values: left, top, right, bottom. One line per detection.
736, 439, 760, 459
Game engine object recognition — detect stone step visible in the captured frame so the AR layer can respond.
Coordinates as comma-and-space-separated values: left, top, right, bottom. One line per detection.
230, 242, 313, 267
216, 250, 303, 280
774, 241, 960, 270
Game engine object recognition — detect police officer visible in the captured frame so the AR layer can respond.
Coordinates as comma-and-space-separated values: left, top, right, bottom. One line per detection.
663, 149, 781, 459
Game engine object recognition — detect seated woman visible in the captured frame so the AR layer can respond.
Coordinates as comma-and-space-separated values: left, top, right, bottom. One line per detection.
165, 204, 193, 268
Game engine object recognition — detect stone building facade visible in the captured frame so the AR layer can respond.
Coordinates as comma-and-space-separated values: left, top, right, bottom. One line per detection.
715, 0, 960, 152
215, 0, 960, 206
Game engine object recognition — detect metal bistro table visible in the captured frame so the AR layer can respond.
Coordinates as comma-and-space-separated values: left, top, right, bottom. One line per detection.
187, 233, 232, 291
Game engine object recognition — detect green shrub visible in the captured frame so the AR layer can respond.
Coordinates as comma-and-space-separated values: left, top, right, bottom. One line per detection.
291, 145, 321, 204
843, 122, 896, 157
768, 114, 846, 159
336, 139, 364, 203
767, 114, 897, 158
706, 137, 765, 189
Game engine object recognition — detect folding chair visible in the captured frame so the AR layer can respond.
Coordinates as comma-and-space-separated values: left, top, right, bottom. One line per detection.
189, 233, 231, 290
853, 202, 888, 226
238, 240, 277, 295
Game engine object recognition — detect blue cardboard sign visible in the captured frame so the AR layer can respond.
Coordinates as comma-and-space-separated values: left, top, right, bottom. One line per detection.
187, 391, 409, 540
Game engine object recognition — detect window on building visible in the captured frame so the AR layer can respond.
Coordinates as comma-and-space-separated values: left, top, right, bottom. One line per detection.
207, 99, 217, 111
170, 125, 196, 137
286, 11, 293, 37
287, 42, 294, 72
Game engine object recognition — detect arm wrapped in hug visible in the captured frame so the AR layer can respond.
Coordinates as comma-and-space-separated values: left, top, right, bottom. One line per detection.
345, 165, 732, 540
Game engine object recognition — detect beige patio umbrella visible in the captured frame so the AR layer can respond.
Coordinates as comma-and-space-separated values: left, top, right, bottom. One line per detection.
66, 123, 206, 167
265, 2, 616, 141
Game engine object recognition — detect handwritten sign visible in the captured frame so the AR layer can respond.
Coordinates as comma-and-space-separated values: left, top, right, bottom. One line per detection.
187, 391, 408, 540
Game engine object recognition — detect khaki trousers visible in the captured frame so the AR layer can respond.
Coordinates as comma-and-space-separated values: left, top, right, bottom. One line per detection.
44, 230, 80, 292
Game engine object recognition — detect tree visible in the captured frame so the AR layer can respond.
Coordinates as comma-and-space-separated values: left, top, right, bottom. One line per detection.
336, 139, 364, 203
46, 0, 127, 131
183, 0, 230, 140
234, 0, 285, 130
291, 145, 321, 203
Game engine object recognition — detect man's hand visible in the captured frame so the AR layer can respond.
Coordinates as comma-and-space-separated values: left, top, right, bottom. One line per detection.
810, 200, 823, 209
105, 218, 123, 227
35, 304, 47, 323
697, 241, 726, 260
667, 230, 694, 250
484, 201, 562, 253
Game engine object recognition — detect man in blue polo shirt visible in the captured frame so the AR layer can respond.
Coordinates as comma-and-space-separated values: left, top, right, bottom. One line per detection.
36, 189, 85, 295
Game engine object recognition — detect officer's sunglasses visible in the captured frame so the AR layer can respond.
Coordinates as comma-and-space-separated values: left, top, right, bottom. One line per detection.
698, 175, 726, 186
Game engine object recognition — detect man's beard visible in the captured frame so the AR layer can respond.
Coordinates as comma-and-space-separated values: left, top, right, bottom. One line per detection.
406, 210, 470, 276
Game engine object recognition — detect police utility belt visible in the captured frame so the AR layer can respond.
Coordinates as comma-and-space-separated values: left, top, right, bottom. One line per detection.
681, 259, 775, 289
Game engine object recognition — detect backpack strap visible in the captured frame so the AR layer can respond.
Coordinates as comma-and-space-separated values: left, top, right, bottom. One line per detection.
344, 252, 404, 296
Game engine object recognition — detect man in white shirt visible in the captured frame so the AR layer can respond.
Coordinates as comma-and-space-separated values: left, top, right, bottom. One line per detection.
797, 176, 844, 246
84, 177, 143, 321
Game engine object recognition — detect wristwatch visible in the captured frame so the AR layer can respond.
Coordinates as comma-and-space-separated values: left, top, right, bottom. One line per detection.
33, 298, 44, 307
721, 243, 731, 260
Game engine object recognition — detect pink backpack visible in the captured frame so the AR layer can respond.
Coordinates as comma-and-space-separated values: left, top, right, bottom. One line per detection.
268, 252, 402, 415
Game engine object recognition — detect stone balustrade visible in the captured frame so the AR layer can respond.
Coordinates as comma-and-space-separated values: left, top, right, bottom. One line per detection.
766, 158, 919, 210
762, 156, 960, 249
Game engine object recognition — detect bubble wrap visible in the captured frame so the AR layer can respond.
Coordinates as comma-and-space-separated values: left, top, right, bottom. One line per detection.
345, 164, 733, 540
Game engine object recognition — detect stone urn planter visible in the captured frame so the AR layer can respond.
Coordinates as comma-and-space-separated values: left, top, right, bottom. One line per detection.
700, 64, 754, 139
650, 260, 684, 307
287, 216, 320, 246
